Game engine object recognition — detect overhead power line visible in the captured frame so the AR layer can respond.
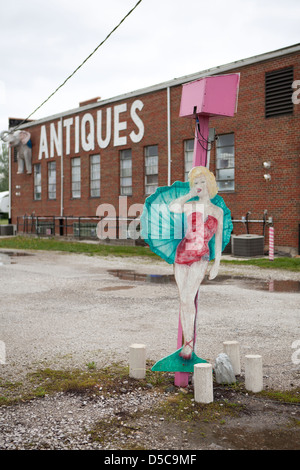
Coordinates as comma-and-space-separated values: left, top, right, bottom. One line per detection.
13, 0, 143, 131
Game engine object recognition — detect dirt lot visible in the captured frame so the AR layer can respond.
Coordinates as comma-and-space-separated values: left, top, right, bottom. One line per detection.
0, 248, 299, 450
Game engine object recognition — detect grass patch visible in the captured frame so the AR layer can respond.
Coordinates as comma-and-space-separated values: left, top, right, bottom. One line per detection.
27, 362, 136, 397
158, 390, 243, 423
0, 361, 167, 406
2, 362, 299, 450
1, 236, 299, 271
221, 257, 300, 272
0, 363, 132, 405
258, 389, 300, 404
0, 236, 159, 259
88, 383, 244, 449
89, 414, 145, 448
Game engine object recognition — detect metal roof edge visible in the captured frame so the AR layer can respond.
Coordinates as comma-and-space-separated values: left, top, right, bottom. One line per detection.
16, 42, 300, 129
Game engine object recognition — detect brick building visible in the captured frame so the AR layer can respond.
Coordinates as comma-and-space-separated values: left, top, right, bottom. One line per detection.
7, 43, 300, 255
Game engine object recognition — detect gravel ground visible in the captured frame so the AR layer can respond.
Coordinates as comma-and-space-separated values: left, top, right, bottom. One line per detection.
0, 248, 299, 450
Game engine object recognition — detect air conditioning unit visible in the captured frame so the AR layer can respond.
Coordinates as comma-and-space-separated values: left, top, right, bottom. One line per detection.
231, 234, 264, 257
0, 225, 14, 236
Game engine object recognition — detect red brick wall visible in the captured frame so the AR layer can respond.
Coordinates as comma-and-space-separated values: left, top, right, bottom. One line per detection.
208, 53, 300, 251
166, 52, 300, 251
11, 50, 300, 251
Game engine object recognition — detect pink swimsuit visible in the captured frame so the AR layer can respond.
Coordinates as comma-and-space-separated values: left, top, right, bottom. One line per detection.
175, 212, 218, 266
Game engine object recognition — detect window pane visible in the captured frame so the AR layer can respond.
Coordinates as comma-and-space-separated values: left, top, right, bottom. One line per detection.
121, 186, 132, 196
217, 134, 234, 147
217, 180, 235, 191
121, 149, 132, 159
121, 177, 132, 187
146, 185, 157, 195
145, 145, 158, 157
48, 161, 56, 199
216, 154, 234, 169
120, 149, 132, 196
72, 158, 81, 198
216, 168, 234, 180
184, 139, 194, 181
146, 174, 158, 184
91, 181, 99, 190
34, 164, 41, 200
216, 134, 235, 192
145, 155, 158, 167
145, 146, 158, 194
91, 167, 100, 179
121, 158, 132, 169
121, 167, 132, 177
90, 154, 100, 197
145, 174, 158, 195
120, 150, 132, 191
145, 164, 158, 175
186, 139, 194, 152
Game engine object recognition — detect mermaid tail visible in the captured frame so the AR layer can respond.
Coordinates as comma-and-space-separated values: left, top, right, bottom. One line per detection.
151, 347, 208, 373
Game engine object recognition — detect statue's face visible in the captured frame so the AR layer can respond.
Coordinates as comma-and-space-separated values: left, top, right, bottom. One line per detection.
193, 176, 209, 198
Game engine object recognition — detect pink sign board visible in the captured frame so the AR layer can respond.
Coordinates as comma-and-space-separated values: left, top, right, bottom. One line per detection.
179, 73, 240, 118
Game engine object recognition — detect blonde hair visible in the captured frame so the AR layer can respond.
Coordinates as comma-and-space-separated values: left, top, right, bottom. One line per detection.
188, 166, 218, 198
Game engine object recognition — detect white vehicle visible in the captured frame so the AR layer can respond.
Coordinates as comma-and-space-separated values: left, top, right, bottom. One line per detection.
0, 191, 9, 214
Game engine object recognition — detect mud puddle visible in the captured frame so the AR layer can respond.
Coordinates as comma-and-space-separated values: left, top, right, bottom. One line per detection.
108, 269, 175, 284
0, 251, 34, 265
108, 269, 300, 293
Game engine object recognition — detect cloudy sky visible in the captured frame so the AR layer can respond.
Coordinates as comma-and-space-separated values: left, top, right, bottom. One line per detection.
0, 0, 299, 131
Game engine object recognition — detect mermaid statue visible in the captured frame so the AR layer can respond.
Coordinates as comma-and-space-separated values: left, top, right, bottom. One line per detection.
140, 166, 233, 371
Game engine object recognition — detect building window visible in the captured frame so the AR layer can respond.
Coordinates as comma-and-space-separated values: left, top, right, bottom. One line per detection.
145, 145, 158, 195
120, 149, 132, 196
90, 154, 100, 197
265, 66, 294, 118
48, 161, 56, 200
216, 134, 235, 192
184, 139, 194, 181
71, 157, 81, 198
34, 164, 41, 200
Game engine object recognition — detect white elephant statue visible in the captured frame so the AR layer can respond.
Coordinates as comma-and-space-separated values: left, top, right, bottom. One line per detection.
0, 129, 32, 174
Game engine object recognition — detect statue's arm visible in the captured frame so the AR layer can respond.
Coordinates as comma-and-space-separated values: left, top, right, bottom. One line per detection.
169, 189, 196, 213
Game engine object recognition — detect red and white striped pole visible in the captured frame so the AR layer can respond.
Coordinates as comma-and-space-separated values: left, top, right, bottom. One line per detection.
269, 227, 274, 261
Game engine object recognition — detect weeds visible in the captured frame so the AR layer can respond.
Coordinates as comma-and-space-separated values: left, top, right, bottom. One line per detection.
258, 389, 300, 404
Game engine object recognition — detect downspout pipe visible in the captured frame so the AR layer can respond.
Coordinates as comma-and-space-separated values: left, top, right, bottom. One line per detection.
167, 87, 171, 186
60, 117, 64, 217
8, 145, 11, 223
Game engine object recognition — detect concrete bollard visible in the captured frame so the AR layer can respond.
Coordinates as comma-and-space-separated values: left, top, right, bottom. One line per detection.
245, 354, 263, 392
129, 344, 146, 379
194, 363, 213, 404
223, 341, 241, 375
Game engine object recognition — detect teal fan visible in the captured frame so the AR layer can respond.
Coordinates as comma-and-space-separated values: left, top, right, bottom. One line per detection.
140, 180, 233, 264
